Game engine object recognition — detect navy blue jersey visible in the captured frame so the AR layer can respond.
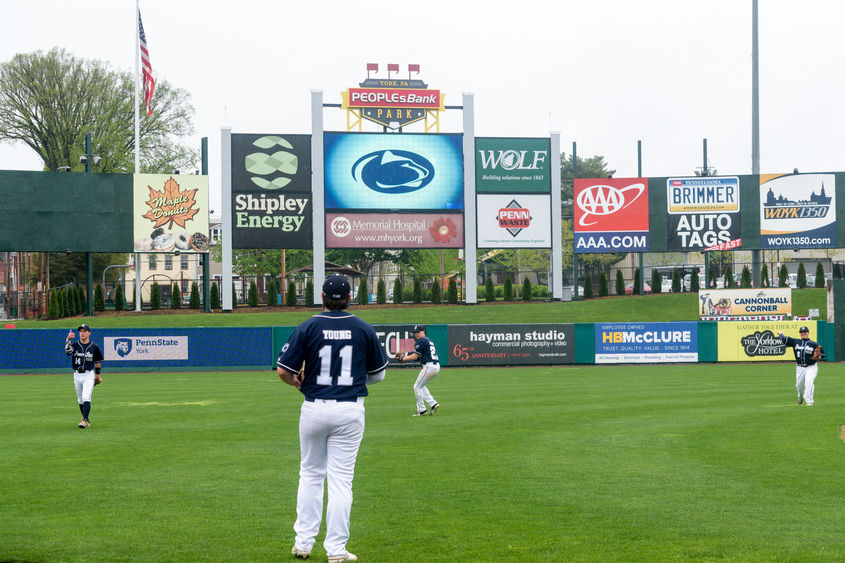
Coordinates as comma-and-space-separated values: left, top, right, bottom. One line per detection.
65, 340, 103, 373
781, 335, 824, 366
413, 336, 439, 364
277, 311, 388, 401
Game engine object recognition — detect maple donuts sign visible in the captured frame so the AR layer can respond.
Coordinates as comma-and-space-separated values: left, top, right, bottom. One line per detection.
132, 174, 210, 253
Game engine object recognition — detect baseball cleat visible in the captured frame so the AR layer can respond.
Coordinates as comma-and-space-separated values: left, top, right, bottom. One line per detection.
429, 403, 439, 415
412, 410, 427, 416
291, 545, 310, 559
798, 397, 803, 405
78, 419, 90, 429
328, 552, 357, 562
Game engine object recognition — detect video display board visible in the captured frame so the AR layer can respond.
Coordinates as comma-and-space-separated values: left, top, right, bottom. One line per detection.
324, 132, 464, 210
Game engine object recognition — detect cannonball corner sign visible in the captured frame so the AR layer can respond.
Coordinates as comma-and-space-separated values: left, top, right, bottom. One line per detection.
341, 64, 444, 130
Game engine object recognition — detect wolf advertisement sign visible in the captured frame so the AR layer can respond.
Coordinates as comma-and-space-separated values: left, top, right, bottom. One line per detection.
475, 138, 551, 193
666, 176, 740, 251
230, 134, 312, 249
717, 321, 815, 362
448, 324, 573, 365
133, 174, 210, 253
596, 322, 698, 363
698, 288, 791, 318
476, 194, 551, 248
760, 172, 836, 249
573, 178, 649, 252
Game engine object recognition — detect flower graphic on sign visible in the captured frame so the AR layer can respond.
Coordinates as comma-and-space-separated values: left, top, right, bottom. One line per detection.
429, 217, 457, 244
142, 177, 199, 229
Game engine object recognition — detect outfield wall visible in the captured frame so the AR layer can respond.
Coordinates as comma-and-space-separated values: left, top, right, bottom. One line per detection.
0, 321, 832, 373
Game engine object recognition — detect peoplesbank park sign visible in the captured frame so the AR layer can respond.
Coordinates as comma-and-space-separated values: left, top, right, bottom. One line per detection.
341, 64, 445, 129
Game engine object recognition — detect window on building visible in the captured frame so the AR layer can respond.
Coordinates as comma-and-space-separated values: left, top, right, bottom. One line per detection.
148, 255, 157, 270
181, 254, 189, 270
165, 255, 173, 271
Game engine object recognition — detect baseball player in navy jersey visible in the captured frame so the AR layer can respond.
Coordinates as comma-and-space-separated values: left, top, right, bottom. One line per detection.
64, 324, 103, 428
779, 326, 825, 406
277, 274, 388, 563
398, 324, 440, 416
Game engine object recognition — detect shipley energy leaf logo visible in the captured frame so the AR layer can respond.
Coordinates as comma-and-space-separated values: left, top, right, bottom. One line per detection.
245, 136, 299, 190
498, 199, 531, 237
352, 150, 435, 194
741, 330, 784, 357
114, 338, 133, 358
142, 177, 199, 229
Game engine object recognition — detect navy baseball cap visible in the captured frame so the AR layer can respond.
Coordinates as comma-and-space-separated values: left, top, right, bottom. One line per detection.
412, 324, 425, 333
799, 326, 810, 332
322, 274, 351, 299
77, 324, 92, 332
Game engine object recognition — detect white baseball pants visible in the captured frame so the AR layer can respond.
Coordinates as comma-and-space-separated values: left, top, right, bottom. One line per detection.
73, 371, 95, 404
294, 398, 365, 556
796, 364, 818, 406
414, 363, 440, 413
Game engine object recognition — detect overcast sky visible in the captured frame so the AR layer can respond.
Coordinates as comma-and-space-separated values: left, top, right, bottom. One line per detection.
2, 0, 844, 212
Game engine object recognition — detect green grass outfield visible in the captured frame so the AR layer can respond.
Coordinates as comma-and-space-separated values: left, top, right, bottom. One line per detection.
3, 364, 844, 562
9, 288, 828, 328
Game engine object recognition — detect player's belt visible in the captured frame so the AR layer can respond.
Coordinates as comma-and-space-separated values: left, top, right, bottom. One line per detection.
304, 396, 364, 404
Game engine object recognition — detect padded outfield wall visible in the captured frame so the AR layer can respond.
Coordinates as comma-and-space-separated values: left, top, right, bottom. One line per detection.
0, 321, 832, 373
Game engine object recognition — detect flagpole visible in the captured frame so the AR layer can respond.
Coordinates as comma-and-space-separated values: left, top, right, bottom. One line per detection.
134, 0, 142, 312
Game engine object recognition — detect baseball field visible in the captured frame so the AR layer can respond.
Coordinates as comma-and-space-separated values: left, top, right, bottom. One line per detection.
2, 361, 844, 561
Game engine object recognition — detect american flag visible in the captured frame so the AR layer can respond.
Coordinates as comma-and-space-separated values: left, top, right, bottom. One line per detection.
138, 10, 154, 116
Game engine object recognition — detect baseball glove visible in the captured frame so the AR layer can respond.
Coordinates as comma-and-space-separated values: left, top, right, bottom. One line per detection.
812, 346, 823, 361
396, 352, 406, 362
94, 375, 102, 385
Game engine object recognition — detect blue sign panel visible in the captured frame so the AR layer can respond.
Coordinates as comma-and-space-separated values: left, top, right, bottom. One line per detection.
324, 133, 464, 210
595, 322, 698, 363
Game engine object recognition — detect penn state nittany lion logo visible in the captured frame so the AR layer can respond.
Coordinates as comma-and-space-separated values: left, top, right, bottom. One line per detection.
114, 338, 133, 358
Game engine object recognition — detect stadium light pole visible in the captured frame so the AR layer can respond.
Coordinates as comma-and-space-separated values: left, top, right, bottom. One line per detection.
82, 132, 100, 317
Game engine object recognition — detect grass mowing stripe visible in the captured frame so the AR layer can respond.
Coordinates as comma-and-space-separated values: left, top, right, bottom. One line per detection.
2, 365, 844, 561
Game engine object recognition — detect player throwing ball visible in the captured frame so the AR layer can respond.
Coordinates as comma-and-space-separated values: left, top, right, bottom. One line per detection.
64, 324, 103, 428
277, 274, 388, 562
398, 324, 440, 416
778, 325, 825, 406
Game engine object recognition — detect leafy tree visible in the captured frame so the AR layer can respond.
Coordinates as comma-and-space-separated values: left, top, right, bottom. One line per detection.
633, 268, 641, 295
778, 264, 788, 287
672, 268, 681, 293
598, 272, 608, 297
0, 48, 197, 174
448, 278, 459, 304
150, 281, 161, 310
485, 277, 495, 302
114, 283, 124, 311
189, 282, 201, 309
247, 281, 258, 307
760, 264, 769, 287
583, 273, 593, 298
690, 268, 700, 292
266, 279, 277, 307
430, 278, 442, 304
413, 277, 422, 303
48, 291, 60, 319
708, 264, 718, 288
615, 271, 625, 296
171, 283, 182, 309
77, 285, 86, 314
522, 278, 532, 301
210, 281, 220, 309
356, 278, 368, 305
377, 279, 387, 304
393, 278, 403, 305
232, 282, 238, 309
305, 280, 313, 306
741, 266, 752, 288
815, 262, 826, 288
797, 263, 807, 289
94, 283, 105, 312
503, 276, 513, 301
651, 270, 662, 294
286, 280, 297, 307
724, 266, 734, 288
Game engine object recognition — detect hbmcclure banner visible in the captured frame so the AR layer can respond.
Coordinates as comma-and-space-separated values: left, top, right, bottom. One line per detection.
574, 178, 649, 252
595, 322, 698, 363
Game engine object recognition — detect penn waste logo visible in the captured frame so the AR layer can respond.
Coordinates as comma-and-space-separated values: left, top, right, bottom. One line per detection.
497, 199, 531, 237
244, 136, 300, 190
352, 150, 435, 194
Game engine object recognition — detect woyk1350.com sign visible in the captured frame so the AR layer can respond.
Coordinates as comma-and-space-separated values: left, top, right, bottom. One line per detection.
447, 324, 573, 365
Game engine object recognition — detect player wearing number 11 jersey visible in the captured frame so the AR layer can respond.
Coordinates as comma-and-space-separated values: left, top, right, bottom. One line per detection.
277, 274, 388, 562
